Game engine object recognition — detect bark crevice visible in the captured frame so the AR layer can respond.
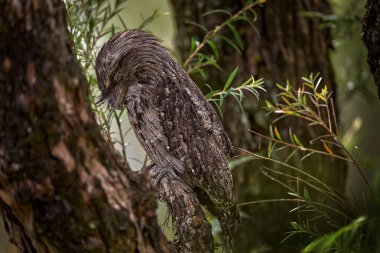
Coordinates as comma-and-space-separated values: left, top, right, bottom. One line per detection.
362, 0, 380, 98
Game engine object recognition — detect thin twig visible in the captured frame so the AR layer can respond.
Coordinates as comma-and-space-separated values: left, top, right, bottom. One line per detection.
249, 129, 353, 163
256, 168, 351, 220
319, 119, 372, 194
260, 166, 355, 212
233, 148, 340, 197
183, 0, 262, 68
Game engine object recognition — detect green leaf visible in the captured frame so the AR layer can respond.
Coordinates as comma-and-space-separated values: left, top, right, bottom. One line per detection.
293, 134, 304, 148
268, 140, 273, 158
276, 83, 287, 91
281, 96, 292, 106
203, 83, 214, 93
303, 187, 310, 200
302, 217, 366, 253
206, 40, 219, 59
196, 68, 207, 79
231, 92, 244, 112
224, 67, 238, 91
185, 21, 208, 33
226, 22, 244, 49
118, 15, 128, 30
190, 37, 197, 53
218, 35, 242, 54
202, 9, 232, 17
274, 126, 282, 141
219, 94, 225, 107
138, 9, 161, 29
210, 100, 223, 119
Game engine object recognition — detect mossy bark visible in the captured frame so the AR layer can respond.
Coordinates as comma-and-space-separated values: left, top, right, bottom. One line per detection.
0, 1, 174, 252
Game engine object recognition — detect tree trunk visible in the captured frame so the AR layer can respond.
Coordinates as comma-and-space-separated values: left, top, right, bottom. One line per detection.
362, 0, 380, 98
0, 1, 174, 252
170, 0, 346, 252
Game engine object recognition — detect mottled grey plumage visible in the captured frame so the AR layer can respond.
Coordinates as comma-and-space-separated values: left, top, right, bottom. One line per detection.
95, 29, 239, 251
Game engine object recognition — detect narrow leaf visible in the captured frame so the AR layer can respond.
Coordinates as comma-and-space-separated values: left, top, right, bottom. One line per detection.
293, 134, 304, 148
190, 37, 197, 53
185, 21, 208, 33
303, 187, 311, 200
274, 126, 282, 141
226, 22, 244, 49
202, 9, 232, 17
224, 67, 238, 91
218, 35, 242, 54
206, 40, 219, 59
322, 141, 334, 155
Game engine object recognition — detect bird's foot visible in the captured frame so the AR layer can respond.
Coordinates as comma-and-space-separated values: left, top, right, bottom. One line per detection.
143, 164, 182, 188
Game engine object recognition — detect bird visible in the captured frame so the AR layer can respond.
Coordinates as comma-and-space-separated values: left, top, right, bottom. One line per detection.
95, 29, 239, 251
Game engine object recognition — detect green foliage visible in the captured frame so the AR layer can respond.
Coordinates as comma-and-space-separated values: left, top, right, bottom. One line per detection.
303, 216, 365, 253
65, 0, 130, 162
238, 74, 379, 252
65, 0, 162, 164
205, 68, 265, 115
183, 0, 265, 114
184, 0, 263, 71
264, 73, 370, 188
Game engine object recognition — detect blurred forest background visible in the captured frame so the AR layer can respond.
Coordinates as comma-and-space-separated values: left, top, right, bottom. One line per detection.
1, 0, 380, 252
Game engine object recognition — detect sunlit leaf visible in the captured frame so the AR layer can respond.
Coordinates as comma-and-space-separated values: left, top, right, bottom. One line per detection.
276, 83, 287, 91
293, 134, 304, 148
265, 100, 274, 109
224, 67, 239, 91
274, 126, 282, 141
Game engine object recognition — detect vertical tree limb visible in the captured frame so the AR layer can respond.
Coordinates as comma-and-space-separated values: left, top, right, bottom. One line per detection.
362, 0, 380, 98
0, 1, 174, 252
148, 170, 213, 253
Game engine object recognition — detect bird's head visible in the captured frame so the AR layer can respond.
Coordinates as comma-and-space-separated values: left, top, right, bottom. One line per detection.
95, 29, 165, 109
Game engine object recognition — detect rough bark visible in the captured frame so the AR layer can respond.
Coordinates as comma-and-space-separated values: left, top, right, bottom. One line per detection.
170, 0, 346, 252
152, 173, 213, 253
362, 0, 380, 98
0, 1, 174, 252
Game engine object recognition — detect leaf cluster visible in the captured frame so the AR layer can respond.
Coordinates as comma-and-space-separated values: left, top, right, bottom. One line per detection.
65, 0, 161, 165
183, 0, 266, 112
236, 73, 379, 252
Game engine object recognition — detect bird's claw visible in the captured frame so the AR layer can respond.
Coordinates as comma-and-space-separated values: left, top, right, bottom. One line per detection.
144, 164, 182, 188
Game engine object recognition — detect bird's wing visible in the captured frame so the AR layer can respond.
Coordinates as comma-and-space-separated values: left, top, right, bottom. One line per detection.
182, 79, 234, 158
126, 82, 184, 173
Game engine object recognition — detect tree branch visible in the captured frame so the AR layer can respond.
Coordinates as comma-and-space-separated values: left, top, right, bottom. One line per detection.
146, 169, 213, 253
0, 1, 174, 252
